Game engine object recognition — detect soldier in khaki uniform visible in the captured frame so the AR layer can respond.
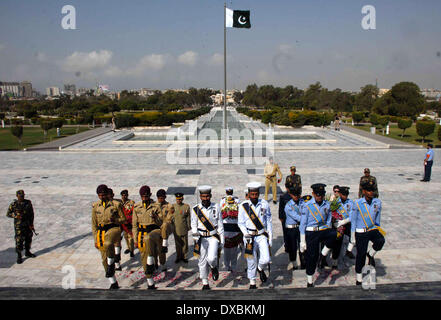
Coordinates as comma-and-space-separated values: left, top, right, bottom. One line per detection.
155, 189, 175, 268
264, 157, 283, 204
133, 185, 164, 290
92, 185, 126, 289
285, 165, 302, 194
120, 190, 135, 257
108, 188, 123, 271
358, 168, 379, 198
172, 192, 191, 263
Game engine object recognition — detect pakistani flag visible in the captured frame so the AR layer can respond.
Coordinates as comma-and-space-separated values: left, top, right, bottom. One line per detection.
226, 8, 251, 28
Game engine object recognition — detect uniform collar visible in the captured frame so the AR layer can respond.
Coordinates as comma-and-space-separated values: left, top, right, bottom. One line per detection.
309, 197, 327, 206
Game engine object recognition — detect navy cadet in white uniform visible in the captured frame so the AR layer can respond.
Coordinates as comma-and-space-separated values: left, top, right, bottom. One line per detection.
238, 182, 272, 289
191, 185, 224, 290
284, 185, 305, 270
300, 183, 337, 287
351, 180, 385, 285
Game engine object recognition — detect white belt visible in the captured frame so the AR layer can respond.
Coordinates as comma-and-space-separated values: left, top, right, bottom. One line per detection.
247, 228, 265, 236
286, 224, 299, 229
356, 228, 374, 233
306, 226, 328, 231
198, 229, 218, 237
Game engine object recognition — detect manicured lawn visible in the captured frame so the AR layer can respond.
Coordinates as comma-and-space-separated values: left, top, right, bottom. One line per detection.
0, 127, 90, 150
352, 123, 441, 146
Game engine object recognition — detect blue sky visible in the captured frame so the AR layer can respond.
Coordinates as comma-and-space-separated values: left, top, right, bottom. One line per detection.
1, 0, 441, 92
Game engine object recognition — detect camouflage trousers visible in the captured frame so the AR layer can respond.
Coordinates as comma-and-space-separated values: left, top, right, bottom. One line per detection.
14, 226, 33, 253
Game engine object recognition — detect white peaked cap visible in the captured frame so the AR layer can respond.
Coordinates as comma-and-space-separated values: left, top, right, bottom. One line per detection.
198, 185, 212, 194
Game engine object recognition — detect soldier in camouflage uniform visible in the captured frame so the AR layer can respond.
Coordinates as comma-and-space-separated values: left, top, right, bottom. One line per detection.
6, 190, 36, 264
285, 165, 302, 194
92, 184, 126, 289
358, 168, 379, 198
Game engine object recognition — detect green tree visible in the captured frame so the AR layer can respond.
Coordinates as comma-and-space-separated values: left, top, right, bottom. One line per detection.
416, 120, 436, 143
11, 125, 23, 147
438, 125, 441, 142
369, 113, 380, 126
378, 115, 390, 135
355, 84, 379, 111
352, 111, 364, 125
40, 121, 53, 140
397, 118, 413, 138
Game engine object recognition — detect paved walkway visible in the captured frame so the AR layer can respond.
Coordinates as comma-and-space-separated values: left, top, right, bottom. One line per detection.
341, 124, 422, 149
25, 127, 112, 151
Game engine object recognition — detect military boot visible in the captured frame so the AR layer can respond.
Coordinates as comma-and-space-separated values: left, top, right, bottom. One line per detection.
257, 268, 267, 283
106, 263, 115, 278
345, 250, 355, 259
25, 249, 36, 258
202, 284, 210, 290
17, 251, 23, 264
109, 282, 119, 290
319, 254, 329, 269
211, 266, 219, 281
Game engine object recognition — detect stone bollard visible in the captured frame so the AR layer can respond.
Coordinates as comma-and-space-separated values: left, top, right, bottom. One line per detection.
386, 125, 390, 135
57, 128, 60, 137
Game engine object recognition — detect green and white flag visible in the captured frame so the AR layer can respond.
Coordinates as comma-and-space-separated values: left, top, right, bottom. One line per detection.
226, 8, 251, 28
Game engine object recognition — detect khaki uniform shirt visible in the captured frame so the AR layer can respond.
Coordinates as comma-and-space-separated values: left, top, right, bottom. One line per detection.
264, 163, 283, 180
132, 200, 162, 241
91, 200, 126, 237
172, 203, 191, 236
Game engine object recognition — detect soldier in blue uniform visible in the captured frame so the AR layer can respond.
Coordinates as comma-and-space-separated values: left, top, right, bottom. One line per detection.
330, 186, 355, 268
279, 181, 293, 254
300, 184, 337, 287
351, 180, 386, 285
284, 185, 305, 270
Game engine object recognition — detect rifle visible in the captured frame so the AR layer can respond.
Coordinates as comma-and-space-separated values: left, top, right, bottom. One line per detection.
29, 225, 39, 236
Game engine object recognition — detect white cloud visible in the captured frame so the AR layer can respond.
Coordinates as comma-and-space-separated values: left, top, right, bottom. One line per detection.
178, 51, 198, 66
104, 66, 123, 77
139, 54, 166, 70
207, 53, 223, 66
60, 50, 113, 72
35, 52, 47, 62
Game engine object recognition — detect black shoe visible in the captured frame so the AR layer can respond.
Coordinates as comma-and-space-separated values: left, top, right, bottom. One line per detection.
273, 201, 277, 204
161, 246, 168, 254
109, 282, 119, 290
332, 265, 338, 270
17, 253, 23, 264
319, 254, 329, 269
175, 258, 181, 264
356, 281, 362, 286
420, 180, 428, 182
290, 261, 298, 270
211, 267, 219, 281
106, 263, 115, 278
25, 251, 36, 258
124, 249, 130, 254
130, 251, 134, 258
257, 268, 267, 283
202, 284, 210, 290
345, 250, 355, 259
115, 265, 122, 271
367, 253, 376, 267
181, 258, 188, 263
161, 266, 167, 272
249, 284, 257, 289
307, 282, 314, 288
148, 284, 157, 290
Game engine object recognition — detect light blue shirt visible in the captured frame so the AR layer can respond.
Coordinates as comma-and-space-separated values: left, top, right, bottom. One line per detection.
300, 198, 331, 235
238, 199, 272, 240
426, 149, 434, 161
284, 198, 304, 226
337, 198, 354, 220
351, 197, 382, 232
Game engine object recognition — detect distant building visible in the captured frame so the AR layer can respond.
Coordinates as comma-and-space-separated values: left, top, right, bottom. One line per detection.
211, 90, 236, 105
46, 87, 60, 97
421, 88, 441, 101
64, 84, 76, 96
0, 81, 20, 97
20, 81, 33, 98
378, 88, 390, 97
77, 88, 90, 96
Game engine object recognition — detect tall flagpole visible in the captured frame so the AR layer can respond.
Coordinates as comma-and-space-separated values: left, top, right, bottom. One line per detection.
223, 2, 227, 131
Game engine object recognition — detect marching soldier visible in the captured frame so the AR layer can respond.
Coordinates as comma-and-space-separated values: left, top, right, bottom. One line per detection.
108, 188, 123, 271
221, 195, 242, 272
352, 180, 386, 286
285, 165, 302, 194
358, 168, 379, 198
238, 182, 272, 289
264, 157, 283, 204
191, 186, 224, 290
156, 189, 175, 269
300, 184, 337, 288
133, 185, 164, 289
120, 189, 135, 257
172, 193, 191, 263
92, 185, 126, 289
6, 190, 37, 264
330, 186, 355, 268
279, 181, 293, 254
284, 186, 306, 270
220, 187, 239, 208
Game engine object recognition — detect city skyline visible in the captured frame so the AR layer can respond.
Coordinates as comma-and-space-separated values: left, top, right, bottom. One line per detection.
1, 0, 441, 93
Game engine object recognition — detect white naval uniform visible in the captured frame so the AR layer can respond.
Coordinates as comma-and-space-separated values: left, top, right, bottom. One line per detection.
238, 199, 272, 281
220, 197, 241, 271
191, 202, 224, 281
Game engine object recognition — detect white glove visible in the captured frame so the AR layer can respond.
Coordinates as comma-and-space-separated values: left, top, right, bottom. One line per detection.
337, 218, 350, 228
300, 234, 306, 253
333, 221, 339, 228
192, 233, 200, 242
244, 234, 252, 242
220, 235, 225, 246
350, 232, 356, 245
